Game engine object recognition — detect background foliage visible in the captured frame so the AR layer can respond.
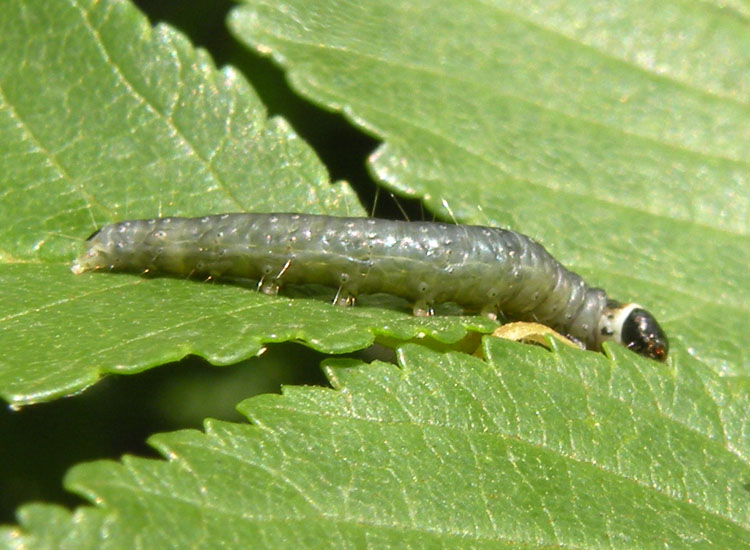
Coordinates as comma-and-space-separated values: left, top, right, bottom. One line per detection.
0, 0, 748, 547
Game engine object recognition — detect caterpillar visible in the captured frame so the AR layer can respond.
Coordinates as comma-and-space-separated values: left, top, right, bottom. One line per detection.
72, 213, 669, 361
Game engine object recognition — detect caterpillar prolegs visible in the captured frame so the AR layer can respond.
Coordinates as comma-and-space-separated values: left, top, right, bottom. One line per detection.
72, 213, 669, 361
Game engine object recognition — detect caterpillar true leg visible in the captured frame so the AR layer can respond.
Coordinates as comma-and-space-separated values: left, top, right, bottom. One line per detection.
258, 279, 280, 296
333, 286, 356, 307
412, 300, 434, 317
480, 304, 498, 321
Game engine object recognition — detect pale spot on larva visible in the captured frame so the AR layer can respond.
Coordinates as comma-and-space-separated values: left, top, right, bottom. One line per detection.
340, 273, 350, 283
220, 213, 229, 220
270, 215, 278, 223
201, 216, 210, 223
291, 214, 300, 220
154, 230, 167, 239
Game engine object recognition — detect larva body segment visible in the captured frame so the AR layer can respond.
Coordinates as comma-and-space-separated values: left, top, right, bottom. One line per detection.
73, 213, 668, 360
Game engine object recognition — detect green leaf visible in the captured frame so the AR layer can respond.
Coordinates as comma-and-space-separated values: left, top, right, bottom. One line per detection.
2, 1, 749, 546
0, 0, 493, 406
229, 0, 750, 376
3, 342, 749, 548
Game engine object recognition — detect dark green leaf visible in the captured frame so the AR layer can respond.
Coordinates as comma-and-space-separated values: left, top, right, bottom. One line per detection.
229, 0, 750, 375
4, 342, 749, 548
0, 0, 492, 406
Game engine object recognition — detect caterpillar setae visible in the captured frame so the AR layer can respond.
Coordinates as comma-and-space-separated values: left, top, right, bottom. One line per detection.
72, 213, 669, 361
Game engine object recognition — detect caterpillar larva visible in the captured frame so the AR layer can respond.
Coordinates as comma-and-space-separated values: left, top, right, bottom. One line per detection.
72, 213, 669, 361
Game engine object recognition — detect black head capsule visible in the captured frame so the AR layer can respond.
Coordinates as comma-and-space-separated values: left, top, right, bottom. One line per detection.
598, 301, 669, 362
620, 307, 669, 361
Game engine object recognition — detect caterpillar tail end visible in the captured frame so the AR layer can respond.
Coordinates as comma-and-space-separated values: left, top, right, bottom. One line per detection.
71, 253, 94, 275
70, 245, 107, 275
70, 260, 86, 275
